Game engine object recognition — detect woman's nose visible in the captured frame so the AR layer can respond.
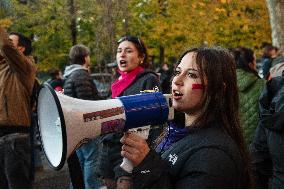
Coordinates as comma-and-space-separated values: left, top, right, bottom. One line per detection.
119, 50, 126, 57
172, 74, 184, 86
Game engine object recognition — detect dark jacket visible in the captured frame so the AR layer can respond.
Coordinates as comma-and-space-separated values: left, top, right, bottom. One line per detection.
133, 123, 246, 189
262, 57, 272, 79
236, 69, 264, 145
250, 76, 284, 189
119, 70, 160, 96
63, 64, 100, 100
158, 69, 172, 94
96, 70, 161, 179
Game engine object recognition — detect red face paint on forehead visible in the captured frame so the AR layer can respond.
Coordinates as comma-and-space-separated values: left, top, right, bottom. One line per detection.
192, 83, 204, 90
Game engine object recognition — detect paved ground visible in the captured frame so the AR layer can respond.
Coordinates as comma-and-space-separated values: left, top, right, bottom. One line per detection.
33, 152, 70, 189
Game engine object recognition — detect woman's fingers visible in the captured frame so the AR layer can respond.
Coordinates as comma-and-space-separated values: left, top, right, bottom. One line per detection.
120, 133, 137, 146
120, 133, 141, 149
121, 145, 149, 166
121, 132, 150, 166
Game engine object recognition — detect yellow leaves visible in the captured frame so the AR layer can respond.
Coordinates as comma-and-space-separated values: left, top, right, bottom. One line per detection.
215, 7, 226, 13
0, 18, 12, 28
242, 24, 249, 32
199, 11, 205, 16
213, 15, 219, 20
198, 2, 206, 7
191, 2, 206, 9
3, 0, 271, 70
220, 0, 231, 3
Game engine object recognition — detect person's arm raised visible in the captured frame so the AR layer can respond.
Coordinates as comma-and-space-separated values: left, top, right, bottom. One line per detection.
0, 27, 34, 76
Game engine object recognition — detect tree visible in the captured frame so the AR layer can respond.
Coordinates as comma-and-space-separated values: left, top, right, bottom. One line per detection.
77, 0, 124, 71
2, 0, 272, 72
8, 0, 73, 71
121, 0, 271, 67
69, 0, 77, 45
0, 0, 12, 28
266, 0, 284, 49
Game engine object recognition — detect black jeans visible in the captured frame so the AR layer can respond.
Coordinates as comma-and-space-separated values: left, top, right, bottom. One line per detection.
0, 133, 31, 189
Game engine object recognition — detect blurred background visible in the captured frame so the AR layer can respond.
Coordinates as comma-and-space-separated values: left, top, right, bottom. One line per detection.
0, 0, 274, 76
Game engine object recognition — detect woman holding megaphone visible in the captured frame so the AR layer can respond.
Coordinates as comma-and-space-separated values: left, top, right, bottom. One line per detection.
120, 47, 254, 189
96, 36, 161, 189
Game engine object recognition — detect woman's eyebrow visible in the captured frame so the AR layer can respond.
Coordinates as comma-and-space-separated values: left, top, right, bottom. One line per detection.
187, 68, 198, 72
117, 47, 133, 50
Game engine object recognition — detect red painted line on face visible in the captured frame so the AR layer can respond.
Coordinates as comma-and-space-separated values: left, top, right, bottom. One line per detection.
192, 83, 204, 90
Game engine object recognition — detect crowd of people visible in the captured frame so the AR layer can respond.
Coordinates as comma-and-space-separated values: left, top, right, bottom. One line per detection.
1, 24, 284, 189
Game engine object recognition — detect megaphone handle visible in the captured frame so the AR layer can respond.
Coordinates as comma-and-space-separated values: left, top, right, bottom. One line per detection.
120, 126, 151, 173
120, 158, 134, 173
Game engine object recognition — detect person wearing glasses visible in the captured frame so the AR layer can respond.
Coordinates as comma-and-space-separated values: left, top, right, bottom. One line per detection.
120, 47, 253, 189
96, 36, 161, 189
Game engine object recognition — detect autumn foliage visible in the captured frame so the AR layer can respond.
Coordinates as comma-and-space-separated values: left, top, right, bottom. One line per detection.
0, 0, 271, 71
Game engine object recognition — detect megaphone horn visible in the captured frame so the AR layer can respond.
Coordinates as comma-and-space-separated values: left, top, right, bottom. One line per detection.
37, 84, 174, 170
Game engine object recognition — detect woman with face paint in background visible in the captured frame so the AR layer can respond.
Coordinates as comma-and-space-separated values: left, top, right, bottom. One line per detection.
120, 47, 254, 189
95, 36, 161, 189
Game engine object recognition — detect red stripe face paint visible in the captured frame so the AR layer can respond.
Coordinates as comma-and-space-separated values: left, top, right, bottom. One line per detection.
192, 83, 204, 90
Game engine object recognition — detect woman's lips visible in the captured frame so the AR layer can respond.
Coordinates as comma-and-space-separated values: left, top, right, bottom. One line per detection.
173, 90, 183, 100
119, 60, 127, 67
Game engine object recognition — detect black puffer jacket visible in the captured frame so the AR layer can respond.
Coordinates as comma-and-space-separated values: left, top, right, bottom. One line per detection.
119, 70, 160, 96
132, 123, 246, 189
250, 75, 284, 189
96, 70, 162, 179
63, 65, 100, 100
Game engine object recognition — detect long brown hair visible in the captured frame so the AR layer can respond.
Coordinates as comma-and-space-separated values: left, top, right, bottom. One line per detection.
176, 47, 253, 188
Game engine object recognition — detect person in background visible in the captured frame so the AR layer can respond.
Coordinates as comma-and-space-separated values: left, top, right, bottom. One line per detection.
157, 63, 172, 94
120, 47, 253, 189
63, 44, 102, 189
268, 47, 284, 79
46, 69, 64, 92
250, 63, 284, 189
231, 47, 265, 145
261, 44, 278, 80
96, 36, 161, 189
0, 27, 37, 189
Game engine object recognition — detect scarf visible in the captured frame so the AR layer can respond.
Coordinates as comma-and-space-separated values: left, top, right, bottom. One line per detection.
156, 121, 189, 153
111, 66, 144, 98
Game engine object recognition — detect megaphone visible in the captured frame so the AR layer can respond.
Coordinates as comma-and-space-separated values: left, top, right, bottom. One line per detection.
37, 84, 174, 170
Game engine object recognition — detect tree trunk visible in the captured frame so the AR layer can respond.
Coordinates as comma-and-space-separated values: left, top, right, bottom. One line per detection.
266, 0, 284, 49
159, 45, 165, 65
69, 0, 77, 46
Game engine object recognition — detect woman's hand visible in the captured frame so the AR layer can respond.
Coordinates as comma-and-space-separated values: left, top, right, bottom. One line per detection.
120, 132, 150, 167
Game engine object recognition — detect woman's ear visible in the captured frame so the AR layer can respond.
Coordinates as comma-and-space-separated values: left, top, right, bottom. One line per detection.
139, 54, 145, 65
248, 62, 256, 71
